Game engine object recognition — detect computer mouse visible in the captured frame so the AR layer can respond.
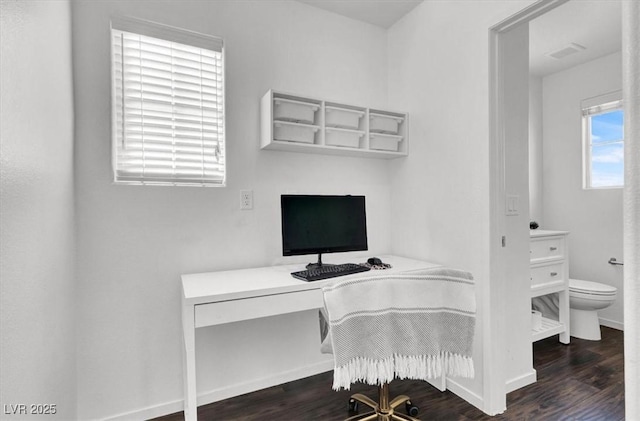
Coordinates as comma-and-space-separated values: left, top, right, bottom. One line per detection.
367, 257, 383, 266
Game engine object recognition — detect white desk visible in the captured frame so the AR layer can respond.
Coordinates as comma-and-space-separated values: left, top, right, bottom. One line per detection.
181, 255, 440, 421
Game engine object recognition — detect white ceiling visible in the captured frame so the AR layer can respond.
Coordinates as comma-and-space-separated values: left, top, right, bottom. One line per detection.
296, 0, 423, 28
529, 0, 621, 77
295, 0, 621, 77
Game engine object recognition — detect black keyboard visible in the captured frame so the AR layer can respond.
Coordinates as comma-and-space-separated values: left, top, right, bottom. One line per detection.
291, 263, 371, 282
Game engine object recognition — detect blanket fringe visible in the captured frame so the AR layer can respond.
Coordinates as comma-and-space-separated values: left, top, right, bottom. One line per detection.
332, 352, 474, 390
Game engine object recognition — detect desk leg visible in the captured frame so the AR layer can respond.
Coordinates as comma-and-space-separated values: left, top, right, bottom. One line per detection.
183, 303, 197, 421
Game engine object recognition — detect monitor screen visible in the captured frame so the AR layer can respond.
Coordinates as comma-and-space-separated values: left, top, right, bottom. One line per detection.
281, 195, 368, 257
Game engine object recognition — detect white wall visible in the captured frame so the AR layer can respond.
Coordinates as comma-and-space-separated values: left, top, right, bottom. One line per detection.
71, 1, 392, 418
529, 76, 543, 225
387, 0, 535, 411
501, 23, 534, 392
542, 52, 623, 328
621, 2, 640, 417
0, 0, 77, 419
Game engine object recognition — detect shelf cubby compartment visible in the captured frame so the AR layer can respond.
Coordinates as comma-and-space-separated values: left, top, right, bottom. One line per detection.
369, 111, 405, 135
261, 90, 408, 159
325, 127, 364, 148
273, 97, 320, 125
273, 121, 320, 144
369, 133, 403, 152
325, 104, 365, 130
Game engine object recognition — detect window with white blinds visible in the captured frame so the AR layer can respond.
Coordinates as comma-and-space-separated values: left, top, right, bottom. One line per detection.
581, 91, 624, 189
111, 18, 225, 186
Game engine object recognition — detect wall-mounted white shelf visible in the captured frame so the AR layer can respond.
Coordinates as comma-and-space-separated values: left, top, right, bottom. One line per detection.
529, 230, 570, 344
260, 90, 408, 159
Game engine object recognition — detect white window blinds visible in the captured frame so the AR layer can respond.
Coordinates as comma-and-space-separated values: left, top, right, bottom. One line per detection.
111, 18, 225, 186
581, 91, 622, 116
582, 99, 623, 117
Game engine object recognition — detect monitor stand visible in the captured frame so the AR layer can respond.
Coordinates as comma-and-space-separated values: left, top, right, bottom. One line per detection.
306, 253, 335, 270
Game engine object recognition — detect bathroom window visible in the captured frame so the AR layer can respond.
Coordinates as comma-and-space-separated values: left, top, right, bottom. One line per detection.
111, 17, 225, 186
582, 92, 624, 189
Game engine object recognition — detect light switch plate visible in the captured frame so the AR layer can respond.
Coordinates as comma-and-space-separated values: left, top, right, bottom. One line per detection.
506, 194, 519, 216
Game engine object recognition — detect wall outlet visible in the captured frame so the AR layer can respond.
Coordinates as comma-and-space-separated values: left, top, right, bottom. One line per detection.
240, 190, 253, 210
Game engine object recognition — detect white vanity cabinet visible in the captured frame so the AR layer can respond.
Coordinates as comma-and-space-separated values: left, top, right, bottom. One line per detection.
260, 90, 408, 159
530, 230, 570, 344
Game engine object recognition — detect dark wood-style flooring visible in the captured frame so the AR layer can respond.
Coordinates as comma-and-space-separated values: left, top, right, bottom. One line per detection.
155, 327, 624, 420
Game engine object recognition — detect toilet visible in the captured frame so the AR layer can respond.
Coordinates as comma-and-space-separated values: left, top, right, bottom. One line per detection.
569, 279, 617, 341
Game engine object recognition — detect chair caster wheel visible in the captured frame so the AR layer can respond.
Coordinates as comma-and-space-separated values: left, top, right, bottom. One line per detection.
405, 400, 419, 417
348, 398, 359, 415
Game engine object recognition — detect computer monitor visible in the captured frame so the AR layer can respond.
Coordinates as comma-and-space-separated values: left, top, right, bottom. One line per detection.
281, 195, 368, 268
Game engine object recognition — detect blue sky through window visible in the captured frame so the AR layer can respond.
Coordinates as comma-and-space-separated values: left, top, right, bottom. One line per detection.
590, 110, 624, 187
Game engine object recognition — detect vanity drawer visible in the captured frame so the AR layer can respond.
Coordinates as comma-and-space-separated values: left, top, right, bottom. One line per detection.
530, 237, 564, 261
531, 263, 565, 288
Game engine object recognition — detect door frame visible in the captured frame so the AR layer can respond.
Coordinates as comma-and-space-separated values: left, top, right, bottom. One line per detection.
489, 0, 639, 417
486, 0, 569, 415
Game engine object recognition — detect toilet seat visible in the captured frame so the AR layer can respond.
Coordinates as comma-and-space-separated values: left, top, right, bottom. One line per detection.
569, 279, 617, 296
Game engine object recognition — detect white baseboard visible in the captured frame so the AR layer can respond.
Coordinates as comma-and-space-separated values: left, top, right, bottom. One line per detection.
103, 360, 334, 421
104, 359, 510, 420
104, 399, 185, 421
600, 317, 624, 331
445, 377, 484, 412
505, 369, 536, 393
196, 359, 334, 406
102, 361, 516, 421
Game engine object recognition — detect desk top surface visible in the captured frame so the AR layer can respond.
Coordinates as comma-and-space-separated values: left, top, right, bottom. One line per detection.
181, 255, 440, 305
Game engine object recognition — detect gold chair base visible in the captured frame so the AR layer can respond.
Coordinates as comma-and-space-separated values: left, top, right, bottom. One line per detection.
345, 383, 420, 421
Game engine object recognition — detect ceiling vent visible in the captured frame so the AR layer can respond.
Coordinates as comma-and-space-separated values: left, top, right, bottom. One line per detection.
545, 43, 586, 60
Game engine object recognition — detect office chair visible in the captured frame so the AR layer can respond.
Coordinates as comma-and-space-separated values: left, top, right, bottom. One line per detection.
345, 382, 418, 421
321, 267, 476, 421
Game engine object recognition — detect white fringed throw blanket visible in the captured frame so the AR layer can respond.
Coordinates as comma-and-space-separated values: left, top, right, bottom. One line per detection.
322, 267, 476, 390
